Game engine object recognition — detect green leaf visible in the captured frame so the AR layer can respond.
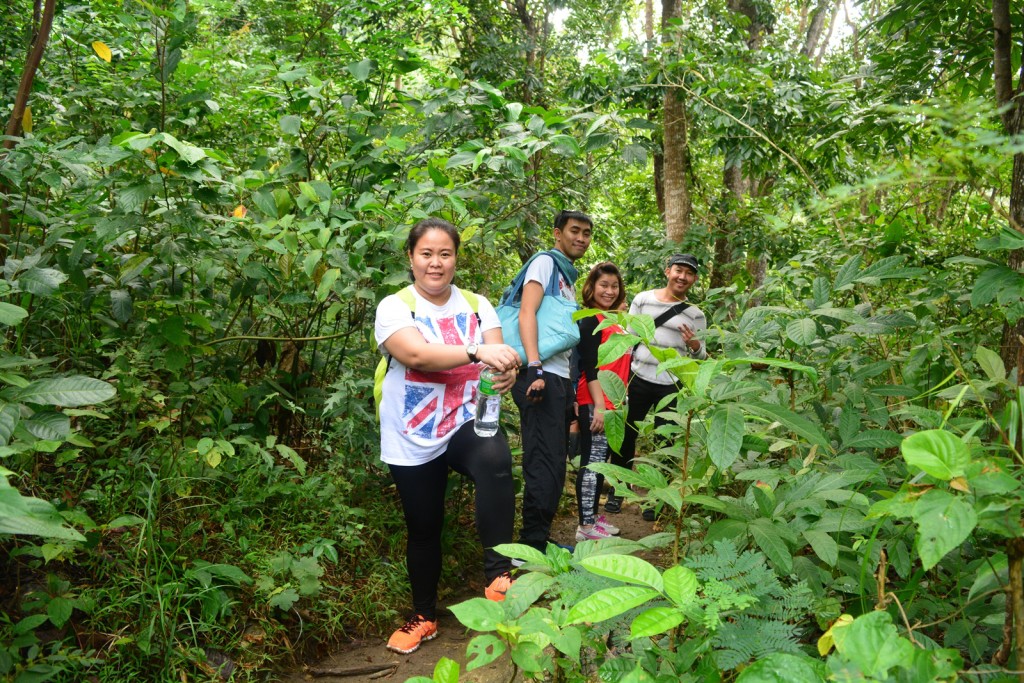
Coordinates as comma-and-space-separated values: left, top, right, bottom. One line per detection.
661, 565, 698, 607
47, 597, 74, 627
901, 429, 970, 480
159, 132, 206, 164
833, 254, 863, 291
428, 164, 450, 187
708, 405, 745, 471
738, 401, 831, 452
432, 657, 459, 683
17, 267, 67, 296
18, 377, 116, 407
466, 634, 506, 671
346, 59, 375, 81
493, 542, 547, 567
110, 289, 133, 323
912, 490, 977, 571
449, 597, 504, 632
0, 303, 28, 326
23, 412, 71, 441
630, 606, 685, 639
971, 265, 1021, 308
566, 586, 660, 625
0, 484, 85, 541
832, 610, 914, 678
316, 268, 341, 302
597, 333, 638, 367
843, 429, 903, 449
785, 318, 818, 346
579, 554, 664, 591
802, 530, 838, 566
268, 588, 299, 610
597, 370, 627, 408
604, 409, 625, 453
975, 346, 1006, 382
748, 519, 793, 573
735, 653, 823, 682
0, 403, 21, 446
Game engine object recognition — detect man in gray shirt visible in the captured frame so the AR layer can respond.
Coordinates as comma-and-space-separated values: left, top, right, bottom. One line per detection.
605, 253, 707, 517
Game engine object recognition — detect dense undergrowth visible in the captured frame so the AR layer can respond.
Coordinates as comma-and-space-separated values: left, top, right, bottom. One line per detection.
3, 0, 1024, 681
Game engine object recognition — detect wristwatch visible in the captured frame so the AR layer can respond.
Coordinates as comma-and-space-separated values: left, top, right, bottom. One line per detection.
466, 343, 480, 363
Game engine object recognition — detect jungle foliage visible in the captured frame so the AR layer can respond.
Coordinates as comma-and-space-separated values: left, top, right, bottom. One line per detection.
2, 0, 1024, 681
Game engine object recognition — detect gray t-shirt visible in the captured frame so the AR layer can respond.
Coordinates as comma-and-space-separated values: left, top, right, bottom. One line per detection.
629, 289, 707, 385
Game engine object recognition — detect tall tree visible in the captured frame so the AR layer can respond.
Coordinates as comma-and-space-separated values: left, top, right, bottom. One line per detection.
661, 0, 692, 242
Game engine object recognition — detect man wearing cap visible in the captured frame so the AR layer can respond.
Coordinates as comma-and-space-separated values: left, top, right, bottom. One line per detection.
604, 253, 707, 517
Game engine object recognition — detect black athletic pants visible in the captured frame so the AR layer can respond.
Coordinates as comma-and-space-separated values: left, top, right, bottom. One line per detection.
513, 370, 573, 552
388, 421, 514, 620
610, 374, 677, 475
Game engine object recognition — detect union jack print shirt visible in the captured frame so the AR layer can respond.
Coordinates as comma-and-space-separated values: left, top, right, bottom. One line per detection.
374, 286, 502, 465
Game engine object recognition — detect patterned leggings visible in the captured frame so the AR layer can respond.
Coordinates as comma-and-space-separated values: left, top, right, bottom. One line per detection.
576, 403, 610, 526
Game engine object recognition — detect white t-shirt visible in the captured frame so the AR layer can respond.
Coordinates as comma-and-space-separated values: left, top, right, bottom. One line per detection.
629, 289, 707, 385
374, 285, 501, 466
522, 254, 575, 378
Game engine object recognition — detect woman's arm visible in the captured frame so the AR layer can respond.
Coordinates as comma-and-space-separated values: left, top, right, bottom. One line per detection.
383, 328, 519, 374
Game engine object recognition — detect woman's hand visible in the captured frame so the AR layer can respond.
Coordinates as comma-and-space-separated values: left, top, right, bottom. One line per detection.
491, 366, 518, 395
477, 343, 521, 373
590, 407, 605, 434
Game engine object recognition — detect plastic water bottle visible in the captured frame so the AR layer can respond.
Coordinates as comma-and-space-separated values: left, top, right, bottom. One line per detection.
474, 366, 501, 437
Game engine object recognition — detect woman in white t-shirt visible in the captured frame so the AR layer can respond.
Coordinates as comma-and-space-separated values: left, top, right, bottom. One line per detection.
374, 218, 521, 655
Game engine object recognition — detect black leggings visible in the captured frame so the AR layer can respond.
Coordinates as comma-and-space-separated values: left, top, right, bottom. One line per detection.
388, 421, 514, 620
576, 403, 612, 526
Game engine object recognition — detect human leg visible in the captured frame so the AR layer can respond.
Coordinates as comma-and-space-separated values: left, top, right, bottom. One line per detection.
513, 371, 571, 551
444, 421, 515, 581
575, 404, 607, 527
388, 456, 449, 621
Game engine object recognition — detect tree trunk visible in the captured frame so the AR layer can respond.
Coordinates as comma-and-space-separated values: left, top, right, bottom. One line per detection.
661, 0, 691, 243
801, 0, 830, 58
993, 0, 1024, 373
1, 0, 57, 262
645, 0, 654, 47
710, 163, 746, 290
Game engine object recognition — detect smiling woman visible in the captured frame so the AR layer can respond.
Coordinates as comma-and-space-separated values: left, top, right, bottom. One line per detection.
373, 217, 522, 655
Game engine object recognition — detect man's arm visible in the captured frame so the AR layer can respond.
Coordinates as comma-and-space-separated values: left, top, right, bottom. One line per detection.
518, 280, 545, 365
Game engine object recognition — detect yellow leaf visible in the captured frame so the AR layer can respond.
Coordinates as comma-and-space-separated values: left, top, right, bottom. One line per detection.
817, 614, 854, 656
950, 476, 971, 493
22, 107, 32, 134
232, 205, 248, 218
92, 41, 112, 63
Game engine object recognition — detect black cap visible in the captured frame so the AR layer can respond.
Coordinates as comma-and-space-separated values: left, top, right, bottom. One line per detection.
667, 254, 699, 272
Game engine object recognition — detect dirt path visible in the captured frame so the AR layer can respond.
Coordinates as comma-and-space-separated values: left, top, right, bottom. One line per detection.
284, 500, 657, 683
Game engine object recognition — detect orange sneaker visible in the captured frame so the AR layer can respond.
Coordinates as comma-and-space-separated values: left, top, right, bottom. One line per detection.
484, 571, 513, 602
386, 614, 438, 654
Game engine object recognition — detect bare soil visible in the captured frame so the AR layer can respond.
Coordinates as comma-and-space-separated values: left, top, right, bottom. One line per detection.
283, 490, 659, 683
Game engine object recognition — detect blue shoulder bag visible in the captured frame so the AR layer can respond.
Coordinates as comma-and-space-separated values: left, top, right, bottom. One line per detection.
496, 251, 580, 362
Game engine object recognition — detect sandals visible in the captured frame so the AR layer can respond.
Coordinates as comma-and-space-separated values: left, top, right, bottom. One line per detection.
604, 495, 623, 513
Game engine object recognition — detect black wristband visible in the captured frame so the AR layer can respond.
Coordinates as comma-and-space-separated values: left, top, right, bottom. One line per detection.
534, 367, 544, 379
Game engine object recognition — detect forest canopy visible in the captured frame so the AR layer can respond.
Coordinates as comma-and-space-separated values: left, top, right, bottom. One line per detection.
2, 0, 1024, 681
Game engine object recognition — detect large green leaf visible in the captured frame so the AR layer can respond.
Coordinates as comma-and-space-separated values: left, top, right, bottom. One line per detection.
912, 490, 977, 571
0, 482, 85, 541
23, 411, 71, 441
598, 370, 627, 408
832, 611, 915, 678
802, 530, 838, 566
449, 597, 504, 632
566, 586, 660, 625
661, 565, 698, 607
738, 401, 832, 452
735, 653, 824, 682
17, 267, 67, 296
579, 555, 663, 591
0, 403, 20, 446
748, 519, 793, 573
975, 345, 1006, 382
17, 377, 116, 407
629, 607, 685, 639
900, 429, 970, 480
708, 405, 745, 471
604, 409, 625, 453
0, 303, 28, 326
785, 318, 818, 346
465, 635, 506, 672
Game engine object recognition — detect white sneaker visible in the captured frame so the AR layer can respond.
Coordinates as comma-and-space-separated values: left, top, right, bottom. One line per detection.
595, 515, 620, 536
576, 525, 613, 542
